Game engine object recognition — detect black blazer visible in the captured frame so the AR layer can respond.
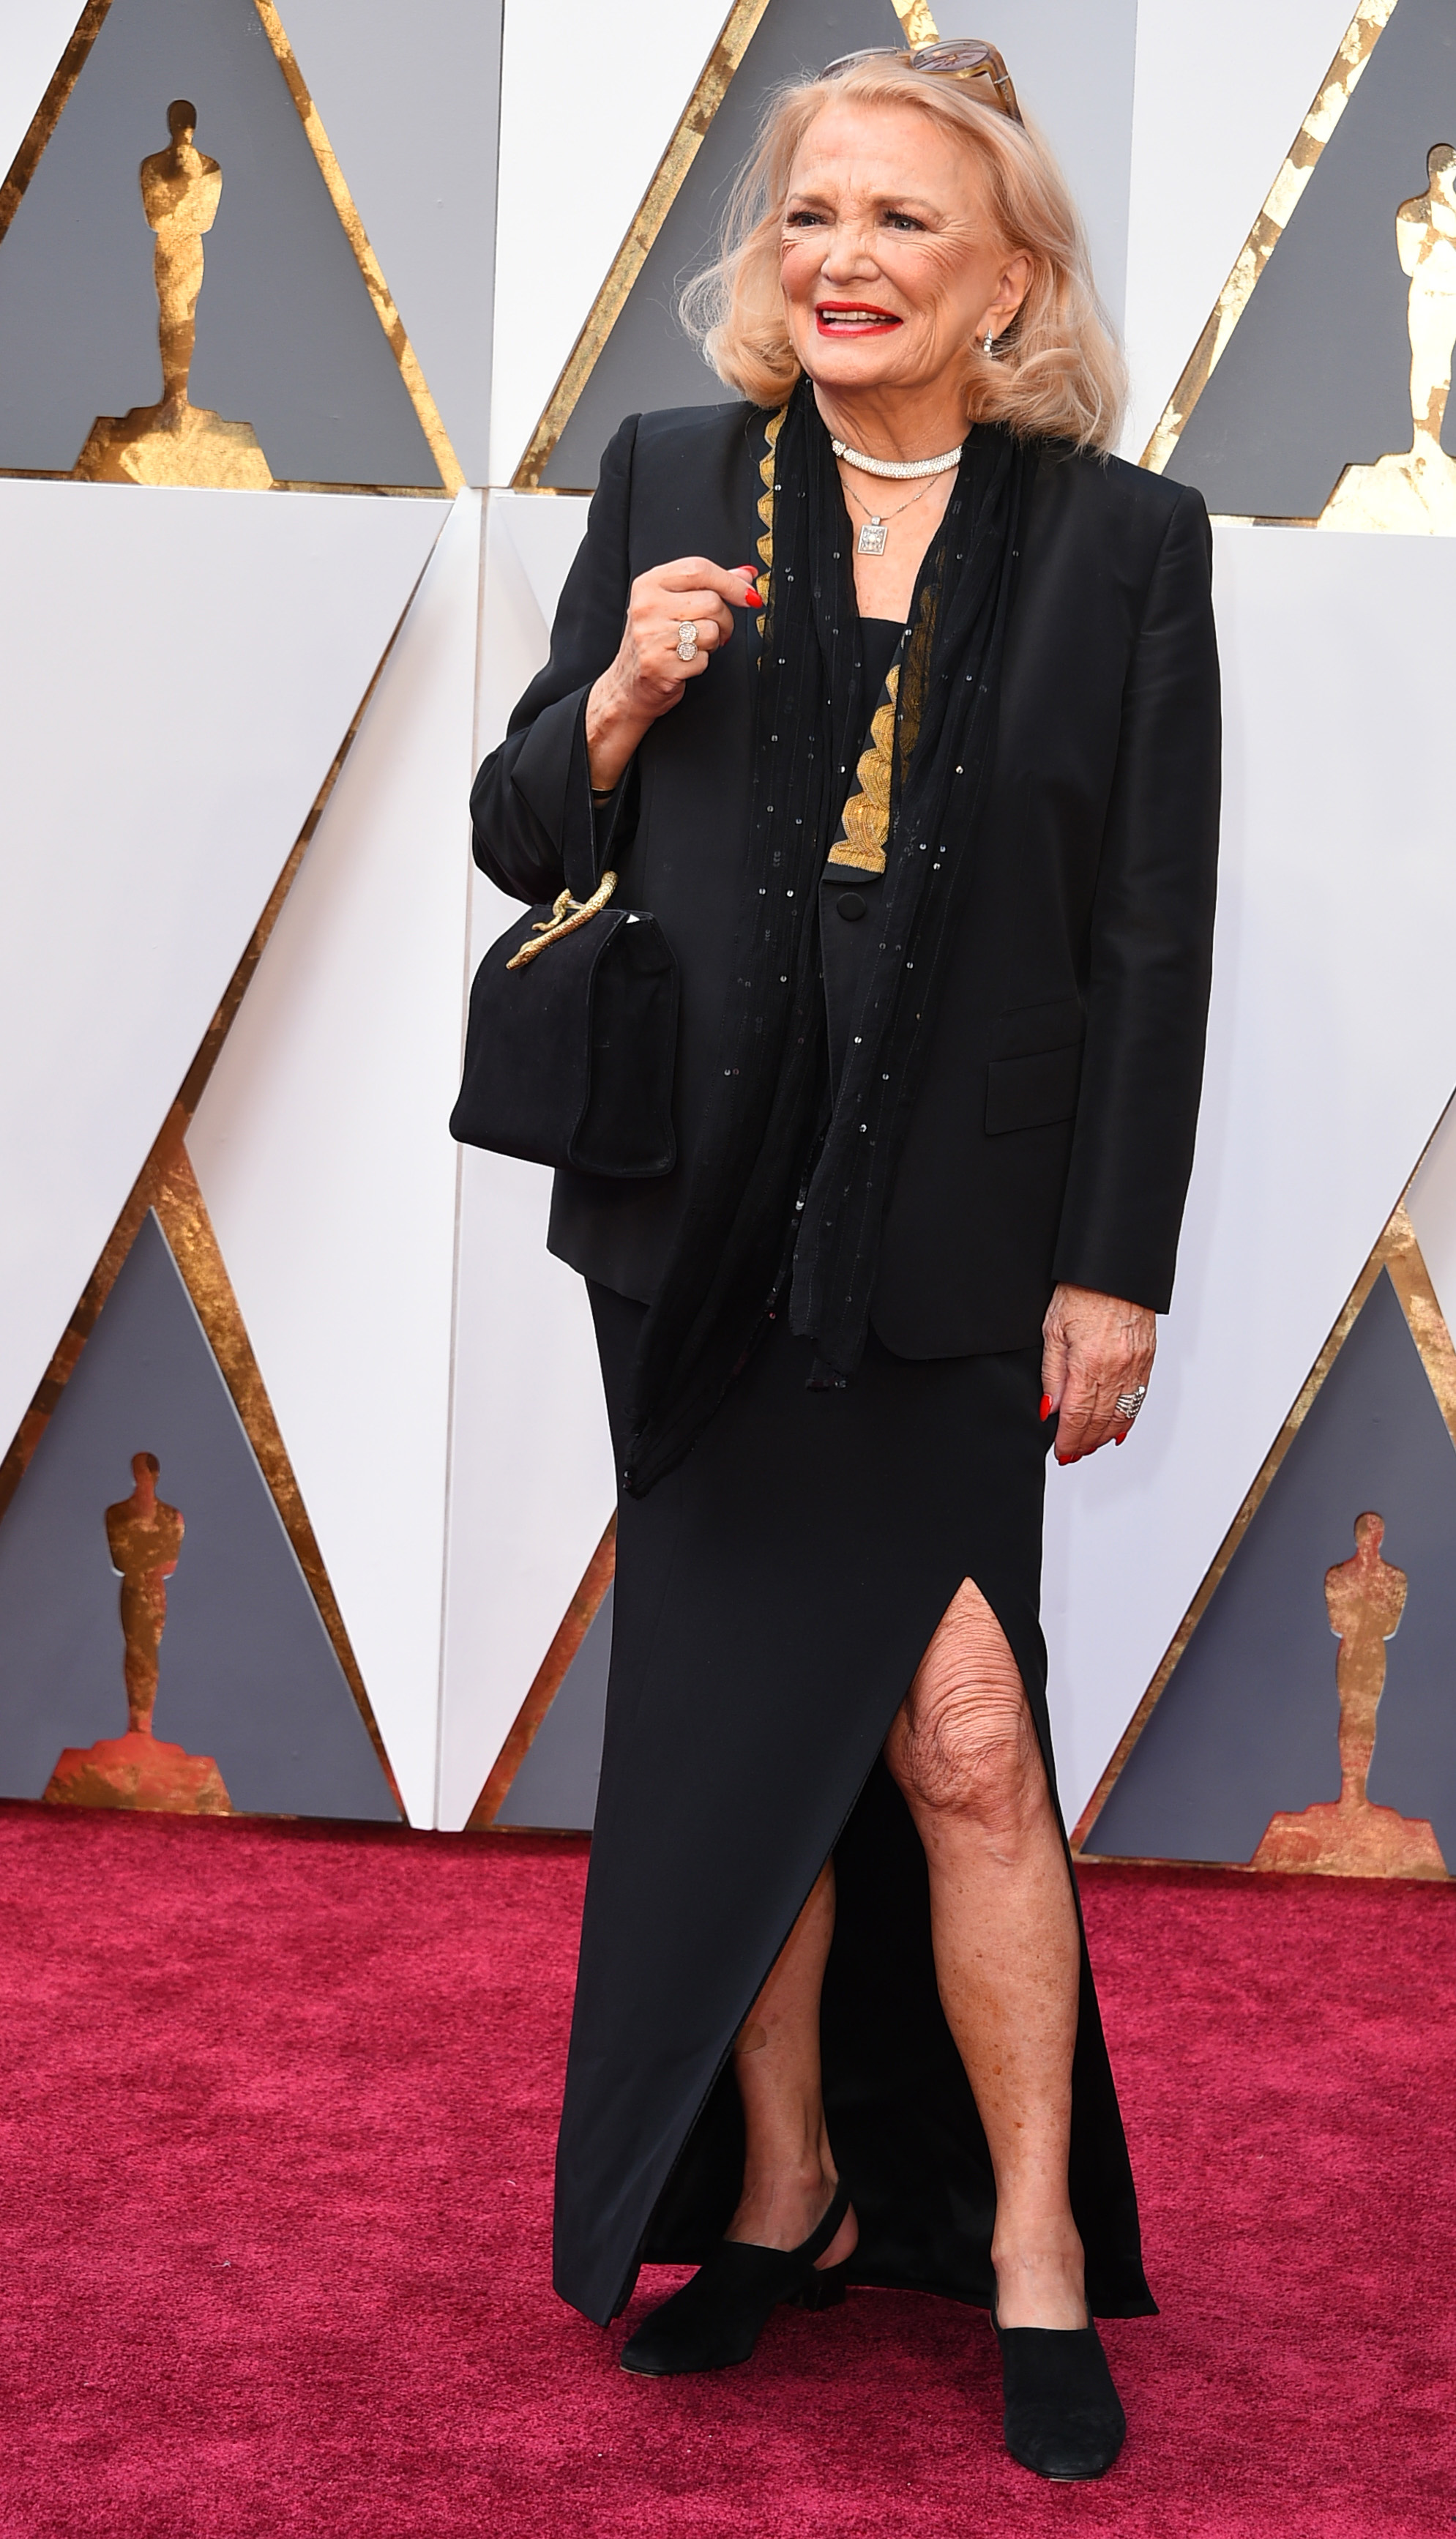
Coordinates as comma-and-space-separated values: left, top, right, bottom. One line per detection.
471, 403, 1220, 1356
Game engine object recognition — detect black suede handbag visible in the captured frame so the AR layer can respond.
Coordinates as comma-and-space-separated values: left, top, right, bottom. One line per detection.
449, 866, 679, 1177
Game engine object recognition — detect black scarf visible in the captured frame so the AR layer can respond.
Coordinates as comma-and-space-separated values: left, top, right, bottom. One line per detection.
625, 379, 1028, 1495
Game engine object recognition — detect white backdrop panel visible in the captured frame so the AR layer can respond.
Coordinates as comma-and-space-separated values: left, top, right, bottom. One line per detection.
436, 489, 614, 1830
1046, 521, 1456, 1822
1122, 0, 1364, 462
490, 0, 731, 486
0, 479, 441, 1469
187, 493, 482, 1827
0, 0, 82, 179
490, 488, 597, 632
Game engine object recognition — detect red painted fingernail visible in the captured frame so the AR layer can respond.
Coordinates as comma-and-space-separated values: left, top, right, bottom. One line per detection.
1116, 1428, 1129, 1447
1039, 1393, 1052, 1421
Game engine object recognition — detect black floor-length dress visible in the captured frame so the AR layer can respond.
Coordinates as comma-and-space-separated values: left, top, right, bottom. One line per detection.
553, 1279, 1156, 2327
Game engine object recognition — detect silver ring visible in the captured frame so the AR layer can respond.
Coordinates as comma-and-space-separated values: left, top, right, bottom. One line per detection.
676, 620, 699, 662
1114, 1386, 1147, 1422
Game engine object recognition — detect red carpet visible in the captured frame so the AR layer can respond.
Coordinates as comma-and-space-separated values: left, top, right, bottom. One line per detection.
0, 1803, 1449, 2537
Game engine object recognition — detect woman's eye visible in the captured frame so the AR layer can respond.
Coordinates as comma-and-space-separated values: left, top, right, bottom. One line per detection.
785, 209, 824, 228
884, 212, 924, 233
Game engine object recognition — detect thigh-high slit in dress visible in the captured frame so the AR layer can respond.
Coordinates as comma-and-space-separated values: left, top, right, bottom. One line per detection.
551, 1281, 1156, 2329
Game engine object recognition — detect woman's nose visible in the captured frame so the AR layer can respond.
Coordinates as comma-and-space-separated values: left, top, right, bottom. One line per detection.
821, 229, 878, 280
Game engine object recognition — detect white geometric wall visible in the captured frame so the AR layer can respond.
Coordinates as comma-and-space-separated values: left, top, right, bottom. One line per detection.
187, 493, 485, 1828
2, 0, 1450, 1828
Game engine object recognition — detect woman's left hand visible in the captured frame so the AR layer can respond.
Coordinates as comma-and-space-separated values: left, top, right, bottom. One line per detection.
1041, 1284, 1156, 1464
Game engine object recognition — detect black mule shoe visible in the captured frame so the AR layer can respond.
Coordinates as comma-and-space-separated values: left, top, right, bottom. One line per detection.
620, 2181, 852, 2376
993, 2305, 1126, 2480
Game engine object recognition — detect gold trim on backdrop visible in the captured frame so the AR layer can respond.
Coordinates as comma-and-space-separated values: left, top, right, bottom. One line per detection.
512, 0, 774, 489
466, 1518, 617, 1830
0, 1123, 173, 1535
1071, 1179, 1456, 1857
1141, 0, 1398, 474
0, 551, 430, 1529
0, 0, 113, 250
152, 1147, 404, 1814
252, 0, 463, 493
1381, 1199, 1456, 1442
891, 2, 941, 45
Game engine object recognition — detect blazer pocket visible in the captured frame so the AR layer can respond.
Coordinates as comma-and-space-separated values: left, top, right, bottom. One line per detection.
985, 1042, 1082, 1136
990, 994, 1083, 1061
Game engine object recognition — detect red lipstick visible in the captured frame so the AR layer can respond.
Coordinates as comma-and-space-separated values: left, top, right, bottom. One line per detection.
815, 299, 902, 338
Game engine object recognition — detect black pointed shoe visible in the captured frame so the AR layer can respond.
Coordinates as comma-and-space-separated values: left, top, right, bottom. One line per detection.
993, 2310, 1127, 2480
619, 2181, 852, 2376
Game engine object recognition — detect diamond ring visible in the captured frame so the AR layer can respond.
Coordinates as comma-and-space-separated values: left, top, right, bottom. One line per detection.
676, 620, 699, 662
1114, 1385, 1148, 1422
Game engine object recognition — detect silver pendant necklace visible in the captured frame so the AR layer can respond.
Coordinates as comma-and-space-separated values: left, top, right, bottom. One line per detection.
840, 469, 942, 556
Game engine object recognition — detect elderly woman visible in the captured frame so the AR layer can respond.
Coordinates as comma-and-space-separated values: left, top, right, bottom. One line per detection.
470, 42, 1219, 2482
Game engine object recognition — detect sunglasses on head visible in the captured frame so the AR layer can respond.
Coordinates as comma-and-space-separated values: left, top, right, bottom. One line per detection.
821, 37, 1022, 125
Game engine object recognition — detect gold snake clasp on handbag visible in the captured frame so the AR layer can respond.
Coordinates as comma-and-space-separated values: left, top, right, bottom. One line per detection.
505, 870, 619, 969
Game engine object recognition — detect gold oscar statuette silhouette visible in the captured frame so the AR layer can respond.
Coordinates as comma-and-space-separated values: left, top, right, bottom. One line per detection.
73, 99, 272, 490
1321, 143, 1456, 532
44, 1453, 231, 1813
1252, 1512, 1445, 1876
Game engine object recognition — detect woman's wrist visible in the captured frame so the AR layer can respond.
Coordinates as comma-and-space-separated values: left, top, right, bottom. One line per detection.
586, 668, 652, 793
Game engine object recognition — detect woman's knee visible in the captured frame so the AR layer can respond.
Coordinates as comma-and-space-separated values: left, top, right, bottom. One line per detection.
888, 1692, 1045, 1832
886, 1583, 1048, 1833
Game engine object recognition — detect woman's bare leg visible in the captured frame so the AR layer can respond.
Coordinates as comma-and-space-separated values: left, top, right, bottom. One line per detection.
725, 1863, 859, 2267
885, 1578, 1085, 2330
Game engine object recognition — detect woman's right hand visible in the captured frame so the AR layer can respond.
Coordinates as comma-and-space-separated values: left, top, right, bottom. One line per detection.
586, 556, 759, 791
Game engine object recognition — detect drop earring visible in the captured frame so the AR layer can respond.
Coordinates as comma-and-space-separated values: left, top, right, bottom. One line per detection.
983, 326, 996, 357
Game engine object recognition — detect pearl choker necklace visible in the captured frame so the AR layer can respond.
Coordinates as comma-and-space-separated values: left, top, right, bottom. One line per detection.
829, 436, 963, 480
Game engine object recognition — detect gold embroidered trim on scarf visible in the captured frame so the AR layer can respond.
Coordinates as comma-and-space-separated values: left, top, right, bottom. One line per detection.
826, 666, 897, 874
829, 577, 933, 874
755, 405, 785, 632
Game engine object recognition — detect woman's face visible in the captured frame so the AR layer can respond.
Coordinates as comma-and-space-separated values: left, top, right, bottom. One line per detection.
779, 100, 1031, 403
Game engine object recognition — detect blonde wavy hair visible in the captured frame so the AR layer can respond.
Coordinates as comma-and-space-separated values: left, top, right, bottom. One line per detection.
681, 56, 1126, 451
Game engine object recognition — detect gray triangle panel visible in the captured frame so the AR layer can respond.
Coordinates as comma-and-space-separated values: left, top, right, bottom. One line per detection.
0, 1213, 399, 1820
1168, 0, 1456, 515
0, 0, 440, 485
494, 1583, 613, 1831
1083, 1269, 1456, 1865
541, 0, 907, 489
